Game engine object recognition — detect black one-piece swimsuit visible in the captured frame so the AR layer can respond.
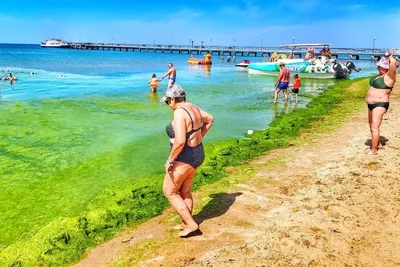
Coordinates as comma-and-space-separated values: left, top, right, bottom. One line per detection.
166, 107, 205, 168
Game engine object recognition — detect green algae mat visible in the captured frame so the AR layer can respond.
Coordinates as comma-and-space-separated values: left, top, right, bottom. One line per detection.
0, 97, 169, 243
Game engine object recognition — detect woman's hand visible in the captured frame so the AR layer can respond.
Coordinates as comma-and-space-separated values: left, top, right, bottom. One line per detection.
386, 50, 396, 60
165, 160, 173, 174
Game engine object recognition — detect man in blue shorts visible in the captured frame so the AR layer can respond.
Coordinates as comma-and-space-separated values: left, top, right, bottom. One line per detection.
273, 62, 290, 103
161, 63, 177, 89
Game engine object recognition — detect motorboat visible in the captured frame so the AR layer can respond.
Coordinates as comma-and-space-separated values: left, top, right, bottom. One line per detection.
235, 59, 251, 68
40, 38, 69, 48
248, 43, 360, 79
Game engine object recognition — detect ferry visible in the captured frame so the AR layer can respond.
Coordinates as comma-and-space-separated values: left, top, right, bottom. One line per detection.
40, 38, 69, 48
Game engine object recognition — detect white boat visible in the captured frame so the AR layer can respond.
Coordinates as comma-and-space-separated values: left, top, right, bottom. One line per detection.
40, 38, 69, 48
248, 58, 338, 78
235, 59, 251, 68
248, 43, 360, 79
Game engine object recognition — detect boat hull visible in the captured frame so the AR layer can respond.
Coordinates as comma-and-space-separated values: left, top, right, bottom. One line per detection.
235, 63, 250, 67
248, 60, 339, 79
40, 38, 69, 48
247, 68, 336, 78
40, 45, 69, 48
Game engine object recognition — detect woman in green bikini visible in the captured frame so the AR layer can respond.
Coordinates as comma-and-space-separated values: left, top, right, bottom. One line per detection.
365, 51, 398, 155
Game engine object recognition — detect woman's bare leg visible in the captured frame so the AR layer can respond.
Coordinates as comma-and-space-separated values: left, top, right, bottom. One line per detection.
163, 162, 197, 227
180, 168, 197, 215
369, 107, 386, 153
368, 108, 373, 136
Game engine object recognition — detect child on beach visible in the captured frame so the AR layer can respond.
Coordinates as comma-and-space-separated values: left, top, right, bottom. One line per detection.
148, 73, 160, 92
290, 74, 301, 103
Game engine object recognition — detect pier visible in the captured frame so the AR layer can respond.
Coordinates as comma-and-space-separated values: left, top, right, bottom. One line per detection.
66, 43, 399, 60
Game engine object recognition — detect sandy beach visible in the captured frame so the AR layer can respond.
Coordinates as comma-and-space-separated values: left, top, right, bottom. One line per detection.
73, 75, 400, 267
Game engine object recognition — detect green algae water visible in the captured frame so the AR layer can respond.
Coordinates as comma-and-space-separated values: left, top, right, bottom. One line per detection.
0, 45, 377, 263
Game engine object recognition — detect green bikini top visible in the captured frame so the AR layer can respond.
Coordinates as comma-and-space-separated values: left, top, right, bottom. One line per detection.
369, 75, 393, 90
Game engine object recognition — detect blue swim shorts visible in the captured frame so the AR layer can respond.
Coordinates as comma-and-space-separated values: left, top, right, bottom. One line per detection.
277, 82, 289, 90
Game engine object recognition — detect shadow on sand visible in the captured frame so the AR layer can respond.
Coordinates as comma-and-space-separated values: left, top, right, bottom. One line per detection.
364, 136, 389, 147
181, 192, 242, 238
194, 192, 243, 226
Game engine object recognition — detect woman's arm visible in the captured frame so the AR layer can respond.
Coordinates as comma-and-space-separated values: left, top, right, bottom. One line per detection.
198, 107, 214, 137
388, 54, 398, 81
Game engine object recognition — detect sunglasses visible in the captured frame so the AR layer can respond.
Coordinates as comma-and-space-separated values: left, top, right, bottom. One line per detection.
164, 97, 170, 105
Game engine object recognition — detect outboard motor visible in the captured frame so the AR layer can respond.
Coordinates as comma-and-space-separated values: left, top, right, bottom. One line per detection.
346, 61, 361, 73
333, 62, 347, 78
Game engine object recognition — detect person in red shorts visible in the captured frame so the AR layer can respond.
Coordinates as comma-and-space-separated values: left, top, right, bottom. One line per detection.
290, 74, 301, 103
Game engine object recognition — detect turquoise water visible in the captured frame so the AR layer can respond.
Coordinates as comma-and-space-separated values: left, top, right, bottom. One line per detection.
0, 44, 377, 244
0, 44, 377, 137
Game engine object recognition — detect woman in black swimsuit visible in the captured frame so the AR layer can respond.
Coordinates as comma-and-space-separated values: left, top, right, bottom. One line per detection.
365, 52, 398, 155
160, 84, 214, 237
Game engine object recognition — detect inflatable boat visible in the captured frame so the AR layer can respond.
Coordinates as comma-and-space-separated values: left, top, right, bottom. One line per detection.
187, 54, 212, 65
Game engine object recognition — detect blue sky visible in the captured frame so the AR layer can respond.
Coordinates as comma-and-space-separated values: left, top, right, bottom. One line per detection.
0, 0, 399, 48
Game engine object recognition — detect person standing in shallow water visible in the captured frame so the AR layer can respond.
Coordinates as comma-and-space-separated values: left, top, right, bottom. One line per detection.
274, 62, 290, 103
290, 74, 301, 103
161, 63, 176, 89
160, 84, 214, 237
365, 51, 398, 155
147, 73, 160, 92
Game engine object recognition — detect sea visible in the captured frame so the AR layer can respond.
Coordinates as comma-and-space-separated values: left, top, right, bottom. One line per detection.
0, 43, 378, 244
0, 44, 378, 136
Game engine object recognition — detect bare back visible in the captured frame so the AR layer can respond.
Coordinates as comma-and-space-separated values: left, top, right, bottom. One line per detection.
282, 68, 290, 82
171, 102, 214, 147
182, 103, 202, 146
278, 67, 290, 83
172, 103, 202, 147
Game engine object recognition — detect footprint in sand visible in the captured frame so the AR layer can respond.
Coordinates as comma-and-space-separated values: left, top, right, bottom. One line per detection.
367, 161, 379, 170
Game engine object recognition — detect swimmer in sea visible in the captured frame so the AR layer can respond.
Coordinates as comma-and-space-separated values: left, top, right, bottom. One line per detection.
2, 72, 16, 81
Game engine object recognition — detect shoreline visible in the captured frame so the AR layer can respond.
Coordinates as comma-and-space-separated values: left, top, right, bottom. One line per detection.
73, 74, 400, 266
0, 76, 377, 266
